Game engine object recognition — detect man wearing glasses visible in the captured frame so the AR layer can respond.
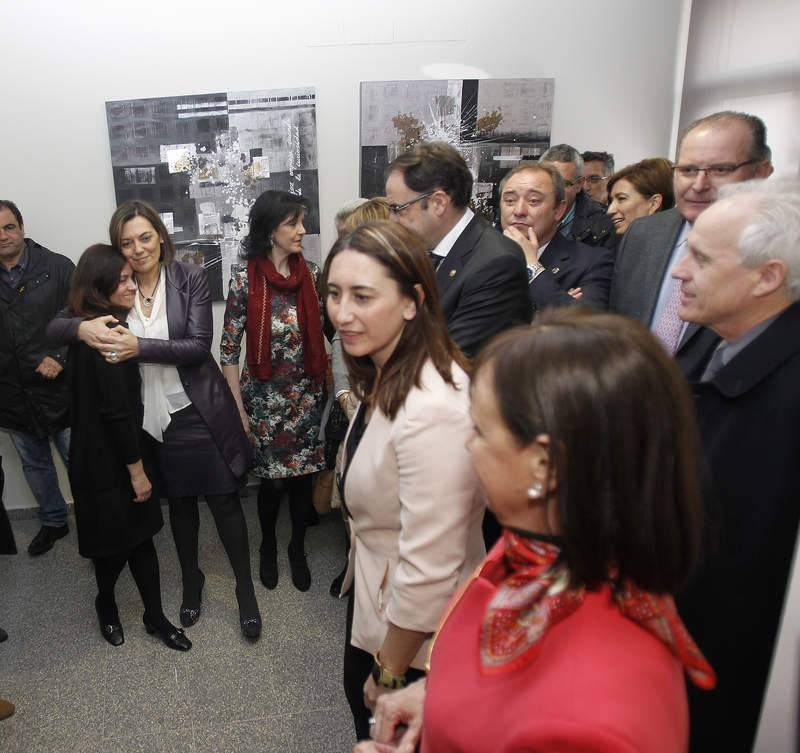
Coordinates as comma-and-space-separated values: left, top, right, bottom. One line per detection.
539, 144, 617, 249
609, 110, 773, 374
385, 141, 530, 361
581, 151, 615, 206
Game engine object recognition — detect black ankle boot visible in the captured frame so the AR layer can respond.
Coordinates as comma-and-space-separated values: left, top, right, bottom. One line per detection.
179, 570, 205, 627
288, 547, 311, 592
259, 543, 278, 590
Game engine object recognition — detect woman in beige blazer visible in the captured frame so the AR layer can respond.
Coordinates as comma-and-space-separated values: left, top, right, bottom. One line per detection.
324, 220, 486, 741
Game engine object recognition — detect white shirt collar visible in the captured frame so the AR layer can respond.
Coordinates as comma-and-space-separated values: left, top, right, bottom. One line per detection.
431, 208, 474, 260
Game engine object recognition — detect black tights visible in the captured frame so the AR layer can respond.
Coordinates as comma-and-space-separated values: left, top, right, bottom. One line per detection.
94, 538, 166, 627
257, 475, 313, 556
167, 492, 257, 615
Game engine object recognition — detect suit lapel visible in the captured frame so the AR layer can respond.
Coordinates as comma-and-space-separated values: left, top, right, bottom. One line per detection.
539, 234, 572, 275
164, 262, 187, 340
437, 216, 484, 296
643, 209, 686, 323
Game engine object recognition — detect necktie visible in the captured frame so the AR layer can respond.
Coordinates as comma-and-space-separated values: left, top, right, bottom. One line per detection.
428, 252, 443, 272
653, 277, 684, 354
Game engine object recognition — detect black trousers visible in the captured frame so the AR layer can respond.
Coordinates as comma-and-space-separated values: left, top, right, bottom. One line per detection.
343, 585, 426, 741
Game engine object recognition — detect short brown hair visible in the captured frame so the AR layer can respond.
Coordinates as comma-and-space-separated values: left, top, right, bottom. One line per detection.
68, 244, 129, 319
109, 200, 175, 264
323, 220, 468, 420
607, 158, 675, 210
387, 141, 473, 208
678, 110, 770, 162
474, 308, 703, 593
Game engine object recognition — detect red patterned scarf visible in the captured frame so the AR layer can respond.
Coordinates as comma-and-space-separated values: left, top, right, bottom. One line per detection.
246, 254, 326, 381
479, 529, 716, 689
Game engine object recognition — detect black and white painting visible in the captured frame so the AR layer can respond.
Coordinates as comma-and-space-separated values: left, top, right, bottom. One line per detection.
106, 87, 320, 299
361, 78, 554, 223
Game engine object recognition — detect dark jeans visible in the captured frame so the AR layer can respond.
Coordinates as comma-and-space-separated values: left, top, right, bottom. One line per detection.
343, 584, 426, 741
7, 428, 70, 526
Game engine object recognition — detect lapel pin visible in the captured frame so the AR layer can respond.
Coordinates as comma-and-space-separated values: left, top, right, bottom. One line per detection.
449, 269, 457, 278
551, 267, 559, 274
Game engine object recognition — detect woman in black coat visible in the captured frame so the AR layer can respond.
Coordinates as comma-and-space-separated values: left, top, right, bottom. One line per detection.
48, 202, 260, 640
66, 244, 190, 652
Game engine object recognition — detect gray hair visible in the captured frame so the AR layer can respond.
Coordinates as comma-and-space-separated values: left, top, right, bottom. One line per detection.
719, 177, 800, 301
335, 198, 368, 224
582, 151, 615, 177
540, 144, 583, 175
499, 162, 566, 206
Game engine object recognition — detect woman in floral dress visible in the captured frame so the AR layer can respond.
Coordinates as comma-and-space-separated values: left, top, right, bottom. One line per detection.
221, 190, 327, 592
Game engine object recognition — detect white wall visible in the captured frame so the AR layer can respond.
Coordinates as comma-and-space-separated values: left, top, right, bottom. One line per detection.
0, 0, 687, 510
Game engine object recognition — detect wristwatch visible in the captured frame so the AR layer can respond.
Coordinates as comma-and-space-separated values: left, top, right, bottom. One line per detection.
371, 651, 407, 689
526, 261, 545, 283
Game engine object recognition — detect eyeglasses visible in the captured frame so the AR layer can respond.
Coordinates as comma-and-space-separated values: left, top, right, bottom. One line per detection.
672, 159, 760, 179
388, 191, 435, 214
562, 177, 583, 189
584, 175, 608, 185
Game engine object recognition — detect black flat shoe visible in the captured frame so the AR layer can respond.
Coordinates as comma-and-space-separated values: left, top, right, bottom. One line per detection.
236, 585, 262, 641
0, 627, 7, 643
329, 564, 348, 598
143, 615, 192, 652
259, 545, 278, 590
288, 549, 311, 592
95, 596, 124, 647
27, 524, 69, 556
179, 570, 205, 627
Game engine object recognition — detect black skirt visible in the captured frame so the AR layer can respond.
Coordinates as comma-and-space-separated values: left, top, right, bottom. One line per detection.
154, 404, 238, 498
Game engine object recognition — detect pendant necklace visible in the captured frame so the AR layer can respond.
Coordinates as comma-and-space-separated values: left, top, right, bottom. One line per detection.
137, 266, 161, 308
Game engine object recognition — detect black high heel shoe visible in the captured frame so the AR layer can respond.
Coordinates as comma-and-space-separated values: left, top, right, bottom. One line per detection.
179, 570, 205, 627
236, 584, 262, 641
95, 595, 124, 647
143, 615, 192, 652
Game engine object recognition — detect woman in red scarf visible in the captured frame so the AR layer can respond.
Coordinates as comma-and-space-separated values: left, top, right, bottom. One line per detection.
221, 190, 327, 593
356, 309, 715, 753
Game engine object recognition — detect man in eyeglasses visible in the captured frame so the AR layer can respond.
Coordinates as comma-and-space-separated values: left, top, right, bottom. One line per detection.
581, 151, 615, 206
609, 110, 773, 375
385, 141, 530, 361
539, 144, 617, 250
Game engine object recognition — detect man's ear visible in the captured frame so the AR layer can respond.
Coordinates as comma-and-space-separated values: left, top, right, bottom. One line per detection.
754, 259, 788, 297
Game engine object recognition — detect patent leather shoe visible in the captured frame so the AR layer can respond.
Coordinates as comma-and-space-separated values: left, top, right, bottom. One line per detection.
179, 570, 205, 627
236, 585, 262, 640
143, 615, 192, 652
95, 596, 124, 647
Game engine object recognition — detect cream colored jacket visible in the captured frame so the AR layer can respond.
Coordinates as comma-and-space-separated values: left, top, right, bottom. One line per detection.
341, 359, 486, 669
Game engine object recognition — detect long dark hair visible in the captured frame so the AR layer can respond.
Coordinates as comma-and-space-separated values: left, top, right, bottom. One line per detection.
323, 221, 468, 420
108, 200, 175, 264
242, 190, 309, 259
68, 244, 129, 320
474, 309, 703, 593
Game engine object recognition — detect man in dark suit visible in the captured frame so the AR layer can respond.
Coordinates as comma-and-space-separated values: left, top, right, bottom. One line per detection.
671, 177, 800, 753
499, 162, 614, 314
385, 141, 530, 360
609, 111, 773, 369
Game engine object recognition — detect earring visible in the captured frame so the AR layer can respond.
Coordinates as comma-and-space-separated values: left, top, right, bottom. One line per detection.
269, 235, 274, 246
527, 483, 544, 500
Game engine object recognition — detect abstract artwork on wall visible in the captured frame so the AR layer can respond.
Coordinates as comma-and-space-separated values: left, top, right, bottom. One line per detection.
360, 78, 554, 223
106, 87, 320, 299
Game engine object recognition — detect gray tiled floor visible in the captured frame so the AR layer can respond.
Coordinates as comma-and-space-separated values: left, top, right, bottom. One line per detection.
0, 498, 356, 753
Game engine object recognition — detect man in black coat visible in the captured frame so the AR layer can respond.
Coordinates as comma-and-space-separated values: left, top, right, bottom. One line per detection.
499, 162, 614, 315
540, 143, 617, 250
385, 141, 531, 360
671, 178, 800, 753
0, 200, 74, 556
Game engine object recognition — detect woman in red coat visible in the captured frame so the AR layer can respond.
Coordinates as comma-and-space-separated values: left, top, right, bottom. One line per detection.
357, 309, 715, 753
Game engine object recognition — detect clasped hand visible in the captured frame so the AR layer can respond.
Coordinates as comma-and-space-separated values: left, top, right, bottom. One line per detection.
353, 679, 426, 753
79, 315, 139, 363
